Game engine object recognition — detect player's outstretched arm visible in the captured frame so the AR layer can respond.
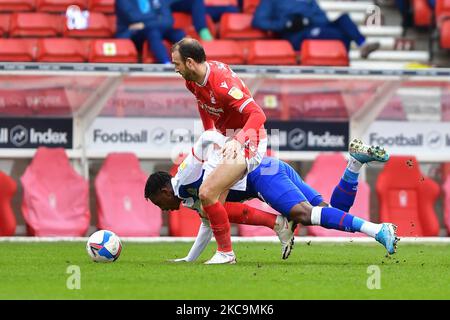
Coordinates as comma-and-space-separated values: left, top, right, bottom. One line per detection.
168, 218, 213, 263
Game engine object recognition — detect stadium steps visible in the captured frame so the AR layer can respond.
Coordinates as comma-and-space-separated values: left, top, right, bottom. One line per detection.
349, 49, 429, 61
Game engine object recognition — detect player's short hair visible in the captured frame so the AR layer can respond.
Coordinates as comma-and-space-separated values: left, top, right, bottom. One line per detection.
172, 38, 206, 63
144, 171, 172, 199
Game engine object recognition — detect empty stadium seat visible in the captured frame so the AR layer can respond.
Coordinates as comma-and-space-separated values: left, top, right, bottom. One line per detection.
440, 19, 450, 48
247, 40, 297, 65
243, 0, 260, 14
413, 0, 432, 27
201, 40, 245, 64
21, 147, 90, 236
238, 199, 279, 236
305, 153, 370, 237
300, 40, 349, 66
0, 171, 17, 236
444, 174, 450, 235
95, 153, 162, 237
88, 39, 138, 63
36, 38, 87, 62
0, 0, 35, 12
173, 12, 216, 39
376, 156, 440, 237
219, 13, 267, 39
36, 0, 87, 12
0, 38, 36, 61
436, 0, 450, 23
63, 11, 113, 38
10, 12, 62, 37
0, 13, 10, 36
88, 0, 114, 14
205, 0, 238, 5
168, 205, 201, 237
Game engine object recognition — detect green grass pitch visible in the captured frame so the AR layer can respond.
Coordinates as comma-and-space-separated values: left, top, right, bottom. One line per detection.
0, 241, 448, 299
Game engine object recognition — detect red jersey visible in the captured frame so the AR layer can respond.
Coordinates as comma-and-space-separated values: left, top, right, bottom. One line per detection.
185, 61, 266, 144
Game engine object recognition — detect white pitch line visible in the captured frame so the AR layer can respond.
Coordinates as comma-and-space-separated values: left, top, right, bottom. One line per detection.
0, 237, 449, 244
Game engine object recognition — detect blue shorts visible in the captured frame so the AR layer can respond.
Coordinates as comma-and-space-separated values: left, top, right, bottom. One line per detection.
247, 157, 323, 218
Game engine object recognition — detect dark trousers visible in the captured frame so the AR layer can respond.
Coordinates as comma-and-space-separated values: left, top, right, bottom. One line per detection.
117, 27, 185, 63
171, 0, 208, 32
283, 13, 365, 51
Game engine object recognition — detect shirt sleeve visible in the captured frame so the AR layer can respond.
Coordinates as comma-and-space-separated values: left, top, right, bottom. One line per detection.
185, 218, 213, 262
216, 72, 267, 144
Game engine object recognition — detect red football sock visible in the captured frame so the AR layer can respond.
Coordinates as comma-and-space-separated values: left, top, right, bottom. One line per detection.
224, 202, 277, 229
203, 201, 232, 252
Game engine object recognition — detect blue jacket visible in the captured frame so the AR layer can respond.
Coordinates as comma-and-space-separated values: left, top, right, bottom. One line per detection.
115, 0, 174, 35
252, 0, 329, 32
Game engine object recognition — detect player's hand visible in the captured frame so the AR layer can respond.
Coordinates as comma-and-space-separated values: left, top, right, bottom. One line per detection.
222, 139, 243, 160
167, 257, 190, 263
129, 22, 145, 30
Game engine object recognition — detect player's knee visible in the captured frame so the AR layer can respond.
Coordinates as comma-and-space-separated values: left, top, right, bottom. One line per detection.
290, 202, 313, 225
199, 185, 216, 204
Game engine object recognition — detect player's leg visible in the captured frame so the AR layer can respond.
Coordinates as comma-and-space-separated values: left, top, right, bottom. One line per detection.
267, 159, 399, 255
224, 202, 295, 260
330, 138, 390, 212
200, 156, 247, 264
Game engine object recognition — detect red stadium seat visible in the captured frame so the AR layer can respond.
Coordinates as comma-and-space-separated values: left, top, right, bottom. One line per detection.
238, 199, 279, 236
205, 0, 238, 5
88, 39, 138, 63
201, 40, 245, 64
219, 13, 268, 39
444, 174, 450, 235
168, 205, 201, 236
10, 12, 62, 37
36, 0, 87, 12
246, 40, 297, 65
300, 40, 349, 66
305, 153, 370, 237
376, 156, 440, 237
95, 153, 162, 237
107, 14, 116, 34
0, 38, 37, 61
63, 11, 113, 38
436, 0, 450, 23
88, 0, 114, 14
36, 38, 87, 62
0, 13, 10, 36
0, 171, 17, 236
0, 0, 35, 12
440, 19, 450, 48
173, 12, 216, 39
243, 0, 260, 14
413, 0, 432, 27
21, 147, 90, 236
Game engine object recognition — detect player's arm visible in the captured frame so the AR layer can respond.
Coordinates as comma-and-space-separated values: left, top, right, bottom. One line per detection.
169, 218, 213, 262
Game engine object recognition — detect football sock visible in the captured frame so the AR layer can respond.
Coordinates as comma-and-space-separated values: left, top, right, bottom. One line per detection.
330, 179, 358, 212
203, 201, 232, 252
224, 202, 277, 229
330, 157, 362, 212
310, 206, 379, 237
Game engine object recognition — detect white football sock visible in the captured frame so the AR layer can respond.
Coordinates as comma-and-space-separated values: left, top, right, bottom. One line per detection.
310, 207, 322, 226
360, 222, 382, 238
347, 157, 363, 173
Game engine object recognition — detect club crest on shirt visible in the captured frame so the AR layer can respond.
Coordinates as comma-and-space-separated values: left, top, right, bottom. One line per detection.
228, 87, 244, 100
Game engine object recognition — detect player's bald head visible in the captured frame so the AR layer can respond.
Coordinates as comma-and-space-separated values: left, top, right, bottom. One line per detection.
172, 38, 206, 64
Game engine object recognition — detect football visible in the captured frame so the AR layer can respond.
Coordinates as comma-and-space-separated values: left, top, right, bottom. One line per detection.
86, 230, 122, 262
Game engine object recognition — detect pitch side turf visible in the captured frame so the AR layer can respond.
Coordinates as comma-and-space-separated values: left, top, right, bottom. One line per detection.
0, 242, 448, 299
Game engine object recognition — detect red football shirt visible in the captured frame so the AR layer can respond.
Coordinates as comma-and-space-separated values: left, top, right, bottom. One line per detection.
185, 60, 266, 144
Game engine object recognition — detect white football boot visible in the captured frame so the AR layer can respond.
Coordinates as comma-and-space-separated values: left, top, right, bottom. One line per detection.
273, 215, 295, 260
204, 251, 237, 265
